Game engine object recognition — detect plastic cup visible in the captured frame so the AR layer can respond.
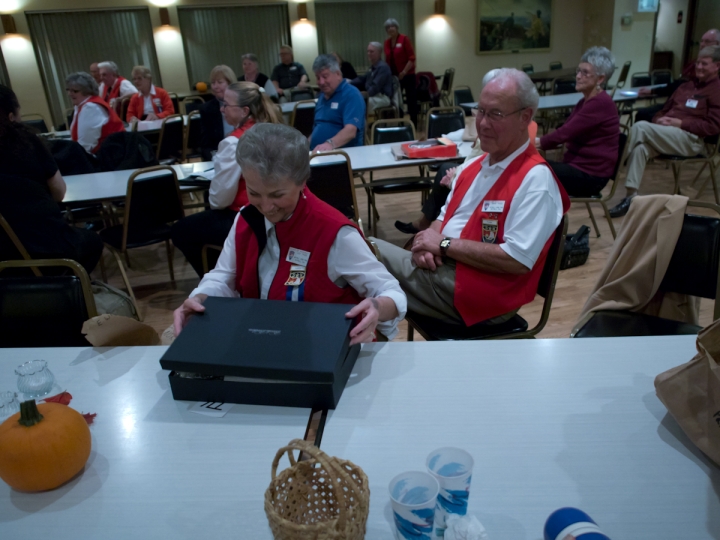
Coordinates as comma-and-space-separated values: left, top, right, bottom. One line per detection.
544, 507, 611, 540
426, 447, 474, 537
388, 470, 439, 540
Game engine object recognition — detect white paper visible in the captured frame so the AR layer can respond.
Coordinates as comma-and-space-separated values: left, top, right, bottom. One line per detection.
189, 401, 234, 417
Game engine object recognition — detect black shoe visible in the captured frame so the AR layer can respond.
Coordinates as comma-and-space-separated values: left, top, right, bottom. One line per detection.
394, 220, 420, 234
608, 196, 635, 218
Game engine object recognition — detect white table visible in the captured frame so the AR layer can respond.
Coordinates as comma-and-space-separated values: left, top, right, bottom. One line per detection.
320, 336, 720, 539
0, 346, 310, 539
63, 162, 214, 205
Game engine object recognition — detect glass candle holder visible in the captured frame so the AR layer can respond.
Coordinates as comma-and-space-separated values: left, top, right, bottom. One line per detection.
16, 360, 55, 398
0, 391, 20, 420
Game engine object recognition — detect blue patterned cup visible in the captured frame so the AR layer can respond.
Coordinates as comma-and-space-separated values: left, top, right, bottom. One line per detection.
426, 447, 474, 537
389, 470, 440, 540
544, 507, 611, 540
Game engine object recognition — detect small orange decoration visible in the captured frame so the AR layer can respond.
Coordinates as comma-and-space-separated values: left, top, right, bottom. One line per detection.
195, 81, 208, 93
0, 400, 91, 492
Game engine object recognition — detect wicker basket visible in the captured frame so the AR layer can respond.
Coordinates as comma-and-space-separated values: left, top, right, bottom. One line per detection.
264, 439, 370, 540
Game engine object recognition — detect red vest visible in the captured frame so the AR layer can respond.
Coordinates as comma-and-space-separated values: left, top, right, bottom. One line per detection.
70, 96, 125, 153
234, 189, 364, 306
102, 76, 127, 103
228, 119, 256, 212
441, 144, 570, 326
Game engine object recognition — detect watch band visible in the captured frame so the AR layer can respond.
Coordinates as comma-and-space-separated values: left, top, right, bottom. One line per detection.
440, 237, 452, 257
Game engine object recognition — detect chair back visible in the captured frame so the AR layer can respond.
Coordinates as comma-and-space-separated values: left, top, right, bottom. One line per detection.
290, 88, 315, 102
614, 61, 631, 90
64, 107, 74, 129
552, 77, 576, 95
308, 151, 359, 222
426, 106, 465, 139
121, 165, 185, 250
22, 114, 49, 134
659, 202, 720, 318
183, 111, 202, 160
156, 114, 184, 162
181, 96, 204, 115
651, 69, 673, 86
0, 259, 97, 347
537, 215, 568, 300
372, 118, 415, 145
290, 100, 316, 137
521, 64, 534, 74
440, 68, 455, 93
0, 211, 41, 276
630, 72, 651, 87
549, 61, 563, 70
119, 96, 132, 122
168, 92, 179, 115
453, 85, 474, 114
610, 132, 629, 181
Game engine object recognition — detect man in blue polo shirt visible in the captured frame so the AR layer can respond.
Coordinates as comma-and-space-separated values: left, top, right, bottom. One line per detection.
310, 54, 365, 152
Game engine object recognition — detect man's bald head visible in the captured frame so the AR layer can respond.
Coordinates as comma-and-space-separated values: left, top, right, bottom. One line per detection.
701, 29, 720, 49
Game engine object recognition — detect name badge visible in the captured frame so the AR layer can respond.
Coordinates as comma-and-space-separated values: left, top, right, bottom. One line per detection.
290, 66, 297, 71
331, 102, 339, 110
482, 200, 505, 213
396, 43, 403, 48
284, 265, 306, 287
286, 247, 310, 266
686, 99, 699, 108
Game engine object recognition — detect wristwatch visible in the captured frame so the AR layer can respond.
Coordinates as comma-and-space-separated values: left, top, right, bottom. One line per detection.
439, 237, 452, 257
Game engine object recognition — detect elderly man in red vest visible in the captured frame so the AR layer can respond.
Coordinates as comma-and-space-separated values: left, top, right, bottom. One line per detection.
97, 61, 137, 108
373, 68, 569, 327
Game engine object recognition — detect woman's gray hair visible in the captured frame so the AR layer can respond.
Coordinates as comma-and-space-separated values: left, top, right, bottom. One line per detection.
384, 18, 399, 30
699, 45, 720, 63
236, 123, 310, 186
98, 61, 119, 75
482, 68, 539, 117
65, 72, 99, 96
580, 46, 616, 81
312, 54, 340, 74
131, 65, 152, 80
242, 53, 259, 65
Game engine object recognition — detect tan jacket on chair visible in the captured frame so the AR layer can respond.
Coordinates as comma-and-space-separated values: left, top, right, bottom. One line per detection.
574, 194, 700, 333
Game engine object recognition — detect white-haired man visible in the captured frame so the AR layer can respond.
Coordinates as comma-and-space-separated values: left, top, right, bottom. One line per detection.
350, 42, 393, 113
97, 61, 137, 108
374, 68, 569, 327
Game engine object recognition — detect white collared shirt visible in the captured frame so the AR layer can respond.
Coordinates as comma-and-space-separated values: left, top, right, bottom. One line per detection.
208, 134, 242, 209
98, 78, 138, 103
191, 214, 407, 339
71, 96, 109, 153
142, 85, 157, 115
437, 139, 563, 270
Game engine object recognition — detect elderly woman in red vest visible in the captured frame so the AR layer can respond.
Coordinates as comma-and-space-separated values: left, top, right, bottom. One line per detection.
171, 82, 283, 277
174, 123, 406, 344
126, 66, 175, 122
384, 18, 418, 126
66, 71, 125, 154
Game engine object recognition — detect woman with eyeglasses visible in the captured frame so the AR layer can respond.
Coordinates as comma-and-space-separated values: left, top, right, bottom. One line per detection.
172, 82, 283, 277
535, 46, 620, 197
199, 65, 237, 161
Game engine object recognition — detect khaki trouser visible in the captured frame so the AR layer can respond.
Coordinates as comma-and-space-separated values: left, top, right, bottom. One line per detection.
372, 238, 517, 325
625, 121, 705, 190
368, 94, 392, 113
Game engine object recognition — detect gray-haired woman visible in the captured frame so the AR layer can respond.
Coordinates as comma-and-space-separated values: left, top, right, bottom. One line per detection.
384, 17, 418, 125
66, 71, 125, 153
173, 123, 406, 343
535, 46, 620, 196
238, 53, 277, 98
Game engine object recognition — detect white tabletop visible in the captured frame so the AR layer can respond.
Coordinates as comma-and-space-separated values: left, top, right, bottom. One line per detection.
320, 336, 720, 539
0, 346, 310, 539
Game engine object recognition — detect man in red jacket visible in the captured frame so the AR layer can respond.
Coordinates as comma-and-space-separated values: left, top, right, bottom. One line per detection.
610, 45, 720, 217
373, 68, 569, 327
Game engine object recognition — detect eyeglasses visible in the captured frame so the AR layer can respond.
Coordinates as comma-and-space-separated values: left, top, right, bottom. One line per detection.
219, 101, 242, 109
472, 106, 527, 122
575, 68, 595, 78
66, 88, 81, 94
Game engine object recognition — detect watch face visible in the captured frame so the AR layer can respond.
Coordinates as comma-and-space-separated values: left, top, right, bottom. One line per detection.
440, 239, 451, 248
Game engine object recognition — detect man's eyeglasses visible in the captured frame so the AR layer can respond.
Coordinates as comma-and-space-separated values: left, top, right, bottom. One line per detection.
472, 106, 527, 122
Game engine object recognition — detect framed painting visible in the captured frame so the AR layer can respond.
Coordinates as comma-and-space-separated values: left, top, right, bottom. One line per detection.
477, 0, 552, 54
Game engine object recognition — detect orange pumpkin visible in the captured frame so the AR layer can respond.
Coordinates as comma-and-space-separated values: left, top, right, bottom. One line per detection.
0, 400, 91, 492
196, 81, 208, 93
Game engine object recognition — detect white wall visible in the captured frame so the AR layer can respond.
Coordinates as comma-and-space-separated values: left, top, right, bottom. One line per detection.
655, 0, 689, 75
611, 0, 656, 84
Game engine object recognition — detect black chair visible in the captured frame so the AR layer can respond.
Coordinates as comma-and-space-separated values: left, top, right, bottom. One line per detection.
181, 96, 204, 115
425, 106, 465, 140
439, 68, 455, 107
290, 88, 315, 102
521, 64, 534, 74
552, 76, 577, 95
0, 211, 41, 276
407, 216, 568, 341
22, 113, 49, 133
569, 129, 628, 239
654, 135, 720, 204
549, 61, 563, 70
572, 201, 720, 338
168, 92, 180, 115
651, 69, 673, 86
290, 100, 316, 138
630, 72, 651, 87
98, 165, 185, 316
453, 85, 475, 116
308, 151, 361, 226
183, 111, 202, 161
362, 119, 433, 235
0, 259, 97, 347
611, 61, 631, 95
119, 96, 132, 122
156, 114, 184, 164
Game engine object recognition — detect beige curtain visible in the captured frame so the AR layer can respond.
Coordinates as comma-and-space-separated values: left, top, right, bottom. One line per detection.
177, 4, 291, 87
27, 8, 160, 128
315, 0, 414, 73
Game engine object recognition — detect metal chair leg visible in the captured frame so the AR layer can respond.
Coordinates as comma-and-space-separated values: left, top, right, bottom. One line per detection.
106, 244, 141, 321
407, 324, 414, 341
165, 240, 175, 283
600, 202, 617, 239
585, 202, 601, 238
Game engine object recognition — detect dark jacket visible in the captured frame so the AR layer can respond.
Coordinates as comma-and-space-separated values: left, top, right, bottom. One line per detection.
199, 97, 224, 162
351, 60, 393, 98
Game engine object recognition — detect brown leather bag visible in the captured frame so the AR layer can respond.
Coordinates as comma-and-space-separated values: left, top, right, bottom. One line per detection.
654, 320, 720, 466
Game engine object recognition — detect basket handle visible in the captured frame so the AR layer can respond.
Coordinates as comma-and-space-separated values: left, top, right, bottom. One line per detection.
270, 439, 362, 531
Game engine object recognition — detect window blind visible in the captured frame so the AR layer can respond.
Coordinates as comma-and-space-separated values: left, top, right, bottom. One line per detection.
315, 0, 414, 73
177, 4, 291, 87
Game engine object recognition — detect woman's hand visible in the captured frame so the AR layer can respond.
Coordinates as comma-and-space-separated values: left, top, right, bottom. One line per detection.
346, 298, 381, 345
173, 294, 208, 337
146, 113, 159, 121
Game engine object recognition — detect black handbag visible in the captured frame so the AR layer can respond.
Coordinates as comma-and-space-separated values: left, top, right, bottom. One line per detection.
560, 225, 590, 270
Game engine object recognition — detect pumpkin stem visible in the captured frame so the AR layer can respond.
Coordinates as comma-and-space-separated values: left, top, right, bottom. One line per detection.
18, 400, 44, 427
